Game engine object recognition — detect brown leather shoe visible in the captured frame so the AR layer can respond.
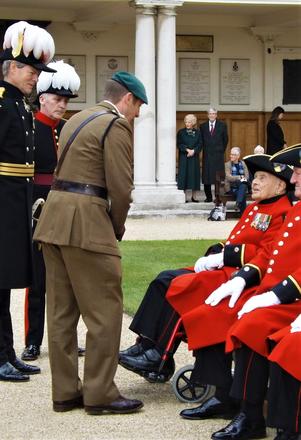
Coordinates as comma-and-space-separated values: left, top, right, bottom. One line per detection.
53, 395, 84, 412
85, 395, 143, 415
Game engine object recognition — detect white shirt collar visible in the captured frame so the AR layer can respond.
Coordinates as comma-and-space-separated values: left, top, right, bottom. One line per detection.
103, 100, 125, 118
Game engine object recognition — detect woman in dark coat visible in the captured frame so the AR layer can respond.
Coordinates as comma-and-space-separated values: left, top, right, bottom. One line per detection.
177, 114, 202, 202
266, 106, 287, 155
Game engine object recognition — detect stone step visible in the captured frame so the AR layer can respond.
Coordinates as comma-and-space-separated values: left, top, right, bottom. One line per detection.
128, 200, 241, 219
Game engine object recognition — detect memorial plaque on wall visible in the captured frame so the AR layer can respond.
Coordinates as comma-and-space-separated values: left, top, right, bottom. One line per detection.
178, 58, 210, 105
96, 56, 128, 102
176, 35, 213, 53
220, 59, 250, 105
56, 55, 86, 103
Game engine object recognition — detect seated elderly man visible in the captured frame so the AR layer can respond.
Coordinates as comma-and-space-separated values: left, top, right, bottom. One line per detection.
206, 144, 301, 440
224, 147, 249, 216
119, 154, 293, 383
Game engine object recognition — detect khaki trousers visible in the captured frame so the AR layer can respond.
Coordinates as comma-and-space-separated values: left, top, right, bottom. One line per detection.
42, 243, 122, 406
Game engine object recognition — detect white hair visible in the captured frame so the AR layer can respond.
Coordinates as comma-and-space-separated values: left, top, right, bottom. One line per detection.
184, 114, 197, 126
208, 107, 217, 114
231, 147, 241, 155
254, 145, 264, 154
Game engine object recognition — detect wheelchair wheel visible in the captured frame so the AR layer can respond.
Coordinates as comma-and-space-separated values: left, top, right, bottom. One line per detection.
171, 364, 213, 403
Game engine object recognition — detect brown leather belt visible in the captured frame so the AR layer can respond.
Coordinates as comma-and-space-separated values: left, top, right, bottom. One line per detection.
52, 179, 107, 199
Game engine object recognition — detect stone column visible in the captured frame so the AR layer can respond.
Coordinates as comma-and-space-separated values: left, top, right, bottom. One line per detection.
131, 4, 157, 204
155, 4, 184, 204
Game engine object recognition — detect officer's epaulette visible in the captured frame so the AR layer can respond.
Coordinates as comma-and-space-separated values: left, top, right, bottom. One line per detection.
0, 87, 6, 99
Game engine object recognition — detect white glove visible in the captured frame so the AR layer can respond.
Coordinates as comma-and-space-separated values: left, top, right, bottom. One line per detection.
194, 252, 224, 273
237, 291, 281, 319
290, 314, 301, 333
205, 277, 246, 307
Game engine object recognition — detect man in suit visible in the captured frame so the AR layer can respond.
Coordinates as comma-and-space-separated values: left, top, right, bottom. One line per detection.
21, 60, 81, 362
34, 71, 148, 414
200, 107, 228, 202
0, 21, 55, 382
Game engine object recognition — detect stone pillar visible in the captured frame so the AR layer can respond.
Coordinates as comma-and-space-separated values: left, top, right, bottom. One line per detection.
155, 4, 184, 204
131, 0, 184, 208
131, 4, 156, 199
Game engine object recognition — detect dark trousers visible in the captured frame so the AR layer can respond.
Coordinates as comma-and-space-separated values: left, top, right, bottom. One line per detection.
129, 268, 192, 351
229, 182, 248, 214
25, 184, 50, 347
230, 345, 269, 406
268, 362, 301, 433
204, 184, 213, 201
25, 239, 46, 347
191, 343, 233, 390
0, 289, 16, 366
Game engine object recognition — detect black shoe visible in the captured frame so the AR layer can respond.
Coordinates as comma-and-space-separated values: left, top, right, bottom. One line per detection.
211, 412, 266, 439
11, 357, 41, 375
192, 198, 199, 203
85, 395, 143, 415
204, 198, 213, 203
144, 357, 175, 383
180, 396, 238, 420
53, 395, 84, 412
119, 347, 161, 373
21, 344, 40, 361
0, 362, 30, 382
119, 342, 145, 359
78, 347, 85, 357
274, 430, 301, 440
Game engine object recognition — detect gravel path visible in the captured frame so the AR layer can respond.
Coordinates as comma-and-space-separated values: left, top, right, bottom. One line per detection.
3, 218, 275, 440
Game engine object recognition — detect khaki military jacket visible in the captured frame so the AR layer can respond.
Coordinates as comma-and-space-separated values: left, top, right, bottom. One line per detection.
34, 101, 133, 257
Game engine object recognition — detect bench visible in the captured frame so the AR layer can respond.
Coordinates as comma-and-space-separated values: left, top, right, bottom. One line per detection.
214, 170, 252, 218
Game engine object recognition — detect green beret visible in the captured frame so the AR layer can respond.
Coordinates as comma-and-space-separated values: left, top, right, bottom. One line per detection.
111, 71, 148, 104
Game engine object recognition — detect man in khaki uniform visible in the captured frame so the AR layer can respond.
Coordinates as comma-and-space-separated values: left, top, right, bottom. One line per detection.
34, 71, 148, 414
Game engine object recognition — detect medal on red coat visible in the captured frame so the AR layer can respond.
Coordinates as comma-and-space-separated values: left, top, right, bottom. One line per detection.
251, 213, 272, 231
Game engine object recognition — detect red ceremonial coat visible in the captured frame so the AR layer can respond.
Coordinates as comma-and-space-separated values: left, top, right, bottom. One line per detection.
226, 201, 301, 358
166, 195, 292, 351
268, 325, 301, 381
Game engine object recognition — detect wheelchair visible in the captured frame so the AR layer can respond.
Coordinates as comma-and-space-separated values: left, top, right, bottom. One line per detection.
143, 317, 215, 404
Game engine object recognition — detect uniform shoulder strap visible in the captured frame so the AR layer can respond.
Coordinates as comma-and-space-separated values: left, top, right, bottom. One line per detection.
55, 110, 118, 177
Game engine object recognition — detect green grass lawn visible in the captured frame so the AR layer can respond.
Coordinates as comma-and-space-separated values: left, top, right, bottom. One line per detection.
120, 239, 218, 316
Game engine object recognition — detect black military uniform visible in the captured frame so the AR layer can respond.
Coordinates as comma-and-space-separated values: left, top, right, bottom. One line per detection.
24, 111, 65, 352
0, 19, 55, 381
0, 81, 35, 368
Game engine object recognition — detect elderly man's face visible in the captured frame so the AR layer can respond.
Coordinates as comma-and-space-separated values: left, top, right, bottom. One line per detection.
251, 171, 284, 201
291, 167, 301, 200
39, 94, 69, 120
208, 110, 217, 122
230, 150, 240, 163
